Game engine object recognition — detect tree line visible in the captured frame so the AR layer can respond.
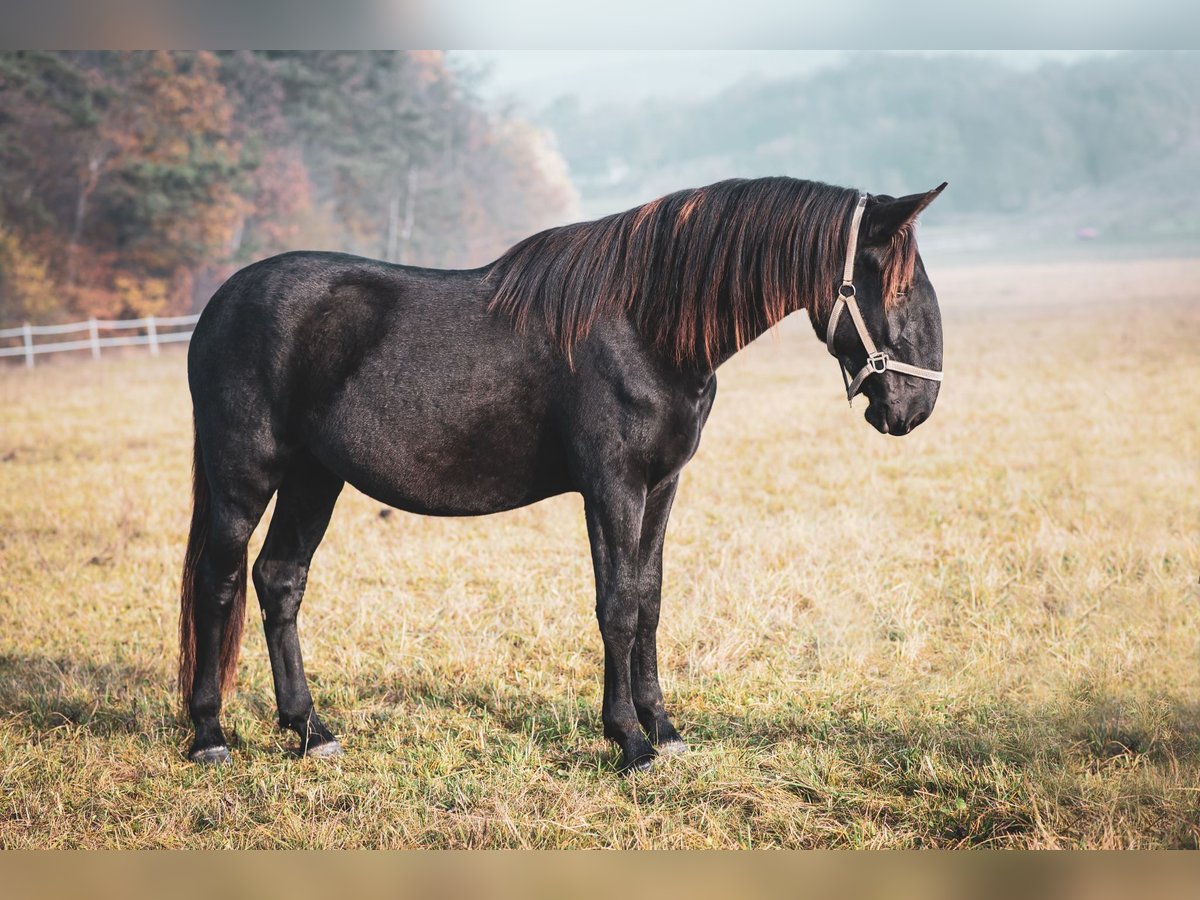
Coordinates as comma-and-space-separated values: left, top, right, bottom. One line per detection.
0, 51, 578, 326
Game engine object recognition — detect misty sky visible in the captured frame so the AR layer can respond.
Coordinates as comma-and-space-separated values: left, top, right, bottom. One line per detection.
453, 51, 1114, 113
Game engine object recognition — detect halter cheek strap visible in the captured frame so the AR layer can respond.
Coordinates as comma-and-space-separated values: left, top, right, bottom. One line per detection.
825, 192, 943, 404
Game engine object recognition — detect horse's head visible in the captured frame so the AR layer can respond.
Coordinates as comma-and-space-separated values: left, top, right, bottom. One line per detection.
826, 184, 946, 436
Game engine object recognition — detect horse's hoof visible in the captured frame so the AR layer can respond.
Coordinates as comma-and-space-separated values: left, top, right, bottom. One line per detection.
304, 739, 344, 759
655, 738, 688, 756
621, 753, 655, 774
189, 745, 232, 765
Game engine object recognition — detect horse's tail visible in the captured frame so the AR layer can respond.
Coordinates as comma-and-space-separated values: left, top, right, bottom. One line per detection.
178, 423, 247, 706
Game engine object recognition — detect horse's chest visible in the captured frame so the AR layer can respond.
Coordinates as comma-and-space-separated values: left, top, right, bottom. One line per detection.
585, 376, 715, 486
649, 388, 714, 481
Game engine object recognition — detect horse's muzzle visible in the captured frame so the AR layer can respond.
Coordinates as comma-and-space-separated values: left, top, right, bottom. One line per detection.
865, 397, 932, 436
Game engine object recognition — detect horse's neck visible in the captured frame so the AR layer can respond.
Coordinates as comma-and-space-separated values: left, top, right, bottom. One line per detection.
703, 292, 816, 372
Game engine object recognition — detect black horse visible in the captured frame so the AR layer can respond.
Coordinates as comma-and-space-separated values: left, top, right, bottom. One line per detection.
179, 177, 946, 772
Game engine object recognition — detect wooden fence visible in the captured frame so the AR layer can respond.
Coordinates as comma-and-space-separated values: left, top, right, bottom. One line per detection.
0, 314, 201, 368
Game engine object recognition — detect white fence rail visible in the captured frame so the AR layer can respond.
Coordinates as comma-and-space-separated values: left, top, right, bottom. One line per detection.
0, 314, 200, 368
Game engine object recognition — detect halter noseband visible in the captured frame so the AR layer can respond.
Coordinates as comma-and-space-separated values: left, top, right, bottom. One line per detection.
825, 193, 943, 405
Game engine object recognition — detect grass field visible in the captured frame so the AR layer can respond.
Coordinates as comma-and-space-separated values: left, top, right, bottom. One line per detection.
1, 258, 1198, 848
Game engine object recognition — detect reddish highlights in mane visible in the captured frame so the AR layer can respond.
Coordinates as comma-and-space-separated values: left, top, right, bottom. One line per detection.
879, 221, 918, 306
486, 177, 913, 368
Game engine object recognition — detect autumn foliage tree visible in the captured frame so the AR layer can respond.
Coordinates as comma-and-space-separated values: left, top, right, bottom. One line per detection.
0, 51, 578, 327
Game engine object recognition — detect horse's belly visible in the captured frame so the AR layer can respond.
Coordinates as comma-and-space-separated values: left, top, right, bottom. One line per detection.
305, 400, 572, 517
347, 454, 572, 517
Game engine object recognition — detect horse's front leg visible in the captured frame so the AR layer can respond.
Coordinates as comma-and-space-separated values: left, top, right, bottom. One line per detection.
632, 475, 686, 755
584, 481, 656, 773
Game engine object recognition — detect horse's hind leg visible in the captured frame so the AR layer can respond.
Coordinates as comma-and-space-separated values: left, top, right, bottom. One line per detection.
251, 452, 344, 757
187, 482, 274, 763
632, 476, 687, 755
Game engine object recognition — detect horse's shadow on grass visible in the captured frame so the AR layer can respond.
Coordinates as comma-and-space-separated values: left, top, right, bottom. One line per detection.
343, 666, 1200, 778
4, 651, 1200, 779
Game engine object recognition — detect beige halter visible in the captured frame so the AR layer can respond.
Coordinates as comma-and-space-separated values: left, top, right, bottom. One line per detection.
825, 193, 943, 404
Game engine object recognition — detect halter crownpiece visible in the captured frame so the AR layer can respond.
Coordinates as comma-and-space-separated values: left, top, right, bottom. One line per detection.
825, 192, 943, 405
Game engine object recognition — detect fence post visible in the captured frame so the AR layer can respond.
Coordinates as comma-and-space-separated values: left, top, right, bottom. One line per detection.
147, 315, 159, 356
88, 318, 100, 359
23, 323, 34, 369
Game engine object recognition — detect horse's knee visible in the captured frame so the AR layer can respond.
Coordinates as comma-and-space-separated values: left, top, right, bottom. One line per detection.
596, 593, 638, 643
597, 616, 636, 651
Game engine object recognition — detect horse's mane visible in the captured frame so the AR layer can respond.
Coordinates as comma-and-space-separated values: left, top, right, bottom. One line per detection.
485, 177, 917, 368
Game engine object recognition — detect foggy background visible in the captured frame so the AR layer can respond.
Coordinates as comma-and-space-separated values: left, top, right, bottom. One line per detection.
461, 50, 1200, 260
1, 50, 1197, 327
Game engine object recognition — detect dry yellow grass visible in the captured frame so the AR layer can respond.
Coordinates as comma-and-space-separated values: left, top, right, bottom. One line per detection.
1, 257, 1198, 848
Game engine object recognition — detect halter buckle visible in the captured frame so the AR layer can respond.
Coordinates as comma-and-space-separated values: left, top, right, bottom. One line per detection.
867, 352, 889, 374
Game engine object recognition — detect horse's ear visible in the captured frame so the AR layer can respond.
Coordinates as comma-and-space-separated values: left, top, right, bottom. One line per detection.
865, 182, 947, 244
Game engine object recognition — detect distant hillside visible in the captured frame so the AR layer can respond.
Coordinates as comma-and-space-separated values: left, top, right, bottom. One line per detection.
538, 52, 1200, 253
